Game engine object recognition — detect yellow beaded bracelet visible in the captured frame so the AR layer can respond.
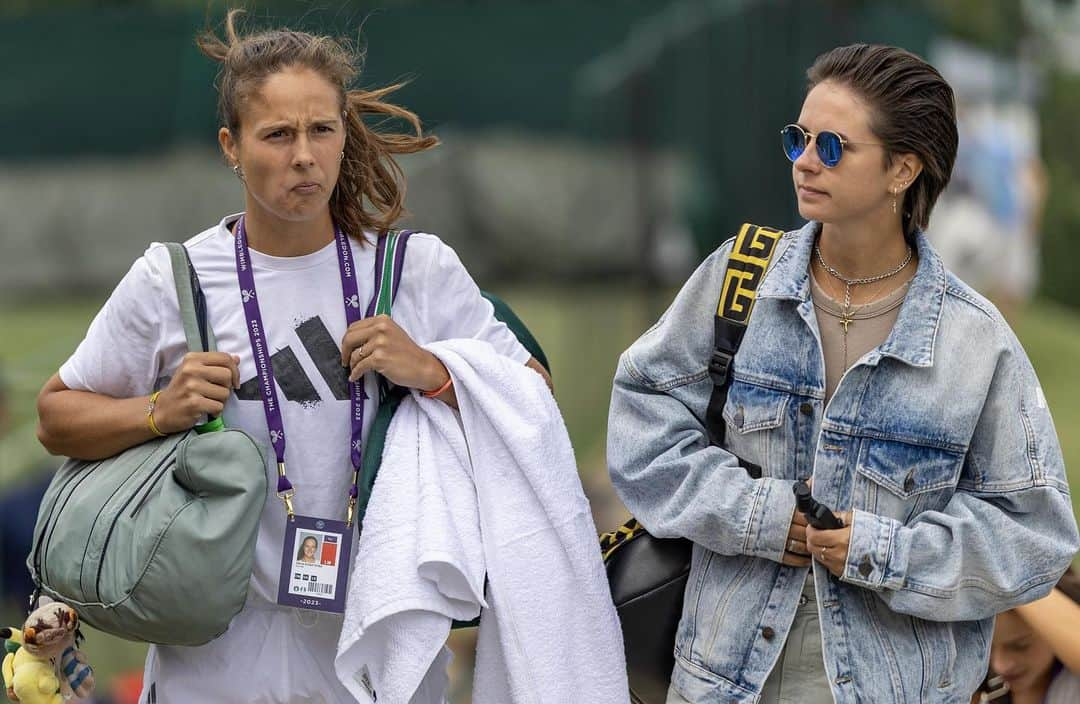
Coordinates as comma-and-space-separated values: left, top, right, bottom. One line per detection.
147, 391, 167, 437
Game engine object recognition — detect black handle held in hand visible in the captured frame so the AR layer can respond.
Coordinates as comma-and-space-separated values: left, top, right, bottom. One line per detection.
793, 481, 844, 530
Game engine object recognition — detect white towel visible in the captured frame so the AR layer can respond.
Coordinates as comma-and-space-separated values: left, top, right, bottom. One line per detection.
336, 339, 628, 704
335, 377, 485, 703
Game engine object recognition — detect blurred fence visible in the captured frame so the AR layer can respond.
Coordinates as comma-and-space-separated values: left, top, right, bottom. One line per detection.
1, 0, 941, 297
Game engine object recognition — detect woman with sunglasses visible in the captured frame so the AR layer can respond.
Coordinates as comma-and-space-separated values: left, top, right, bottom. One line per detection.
607, 44, 1078, 704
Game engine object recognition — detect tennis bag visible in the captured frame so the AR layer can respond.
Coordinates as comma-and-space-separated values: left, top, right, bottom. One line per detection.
600, 223, 784, 704
28, 243, 267, 646
354, 231, 551, 631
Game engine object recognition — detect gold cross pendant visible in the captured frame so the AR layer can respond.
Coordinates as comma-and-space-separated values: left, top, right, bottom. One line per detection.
839, 315, 853, 333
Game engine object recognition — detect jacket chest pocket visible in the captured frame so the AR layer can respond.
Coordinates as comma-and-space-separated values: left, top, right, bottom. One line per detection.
722, 380, 790, 478
853, 437, 964, 524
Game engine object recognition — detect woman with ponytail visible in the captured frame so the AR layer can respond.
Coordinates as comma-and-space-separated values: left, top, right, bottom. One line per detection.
36, 10, 549, 701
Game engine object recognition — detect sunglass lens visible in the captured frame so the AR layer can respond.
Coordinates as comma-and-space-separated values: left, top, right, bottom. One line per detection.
781, 126, 805, 162
817, 131, 843, 167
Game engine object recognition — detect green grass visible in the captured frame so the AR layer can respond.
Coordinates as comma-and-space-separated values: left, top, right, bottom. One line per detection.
1013, 300, 1080, 521
2, 288, 1079, 698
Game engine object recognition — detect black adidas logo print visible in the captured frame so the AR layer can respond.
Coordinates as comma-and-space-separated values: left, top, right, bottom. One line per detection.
236, 316, 351, 404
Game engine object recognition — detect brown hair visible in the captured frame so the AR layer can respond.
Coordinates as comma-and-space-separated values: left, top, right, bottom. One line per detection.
1058, 566, 1080, 605
296, 535, 318, 561
807, 44, 958, 239
197, 9, 439, 240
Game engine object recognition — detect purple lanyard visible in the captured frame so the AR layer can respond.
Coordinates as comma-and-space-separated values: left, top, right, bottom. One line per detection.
234, 215, 366, 525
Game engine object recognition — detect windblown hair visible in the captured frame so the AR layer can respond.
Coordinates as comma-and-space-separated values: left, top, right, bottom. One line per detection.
808, 44, 958, 239
197, 9, 439, 240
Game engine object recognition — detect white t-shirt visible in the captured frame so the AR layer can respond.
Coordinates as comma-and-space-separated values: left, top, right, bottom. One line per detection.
59, 213, 530, 703
1047, 664, 1080, 704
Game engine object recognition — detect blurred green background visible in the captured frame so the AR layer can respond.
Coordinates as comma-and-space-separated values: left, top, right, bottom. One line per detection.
2, 0, 1079, 702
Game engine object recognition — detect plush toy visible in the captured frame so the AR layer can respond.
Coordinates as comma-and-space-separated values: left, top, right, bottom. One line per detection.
2, 627, 23, 702
0, 597, 94, 703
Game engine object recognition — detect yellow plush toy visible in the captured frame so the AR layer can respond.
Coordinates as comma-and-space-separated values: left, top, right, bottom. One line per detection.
0, 598, 94, 704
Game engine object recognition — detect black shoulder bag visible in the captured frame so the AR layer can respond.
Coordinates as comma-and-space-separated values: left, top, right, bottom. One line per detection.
600, 223, 784, 704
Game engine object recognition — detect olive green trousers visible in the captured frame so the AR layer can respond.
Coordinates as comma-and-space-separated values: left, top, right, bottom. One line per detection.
666, 574, 833, 704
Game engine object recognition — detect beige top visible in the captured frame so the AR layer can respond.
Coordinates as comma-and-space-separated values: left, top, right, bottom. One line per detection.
810, 272, 911, 402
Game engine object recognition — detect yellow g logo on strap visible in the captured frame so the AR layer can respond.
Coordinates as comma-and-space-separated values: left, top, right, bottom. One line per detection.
718, 224, 783, 324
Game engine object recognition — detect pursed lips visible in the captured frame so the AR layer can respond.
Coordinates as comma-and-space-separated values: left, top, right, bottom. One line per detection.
291, 181, 322, 194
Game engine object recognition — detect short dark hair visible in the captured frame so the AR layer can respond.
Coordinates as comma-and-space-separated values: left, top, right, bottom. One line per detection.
807, 44, 958, 239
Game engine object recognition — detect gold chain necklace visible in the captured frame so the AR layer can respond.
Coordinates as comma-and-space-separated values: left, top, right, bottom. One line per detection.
814, 243, 913, 368
814, 243, 912, 333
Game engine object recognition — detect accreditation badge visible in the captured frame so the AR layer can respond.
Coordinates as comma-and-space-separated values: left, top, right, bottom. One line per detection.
276, 515, 353, 613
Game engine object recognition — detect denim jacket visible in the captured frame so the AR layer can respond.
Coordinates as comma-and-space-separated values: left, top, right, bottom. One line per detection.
607, 222, 1079, 703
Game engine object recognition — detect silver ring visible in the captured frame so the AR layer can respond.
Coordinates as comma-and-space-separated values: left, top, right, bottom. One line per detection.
788, 539, 800, 553
820, 546, 827, 560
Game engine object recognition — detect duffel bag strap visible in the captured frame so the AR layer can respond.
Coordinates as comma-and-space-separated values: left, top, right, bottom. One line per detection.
165, 242, 225, 433
704, 223, 783, 478
165, 242, 216, 354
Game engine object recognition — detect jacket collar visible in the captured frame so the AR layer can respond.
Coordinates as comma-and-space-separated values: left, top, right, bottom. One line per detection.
756, 221, 945, 368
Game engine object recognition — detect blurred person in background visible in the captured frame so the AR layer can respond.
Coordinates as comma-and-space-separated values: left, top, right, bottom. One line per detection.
608, 43, 1078, 704
929, 45, 1049, 323
973, 569, 1080, 704
0, 364, 55, 613
959, 103, 1047, 321
34, 10, 548, 702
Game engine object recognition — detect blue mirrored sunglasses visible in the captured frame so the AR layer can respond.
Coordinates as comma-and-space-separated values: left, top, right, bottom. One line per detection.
780, 124, 882, 168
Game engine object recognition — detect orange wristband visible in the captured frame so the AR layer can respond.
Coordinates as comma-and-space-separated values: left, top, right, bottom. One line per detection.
421, 376, 453, 399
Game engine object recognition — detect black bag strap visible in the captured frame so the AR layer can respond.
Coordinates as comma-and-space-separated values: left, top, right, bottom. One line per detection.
705, 223, 784, 478
600, 223, 785, 559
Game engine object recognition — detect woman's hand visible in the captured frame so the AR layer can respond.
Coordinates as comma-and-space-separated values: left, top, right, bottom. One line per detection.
805, 511, 853, 577
341, 315, 448, 393
782, 508, 812, 567
783, 477, 813, 567
152, 352, 240, 434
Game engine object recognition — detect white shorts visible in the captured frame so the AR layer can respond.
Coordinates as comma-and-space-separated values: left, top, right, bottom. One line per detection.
139, 601, 354, 704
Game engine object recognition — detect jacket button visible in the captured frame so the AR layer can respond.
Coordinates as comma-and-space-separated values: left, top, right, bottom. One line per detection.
858, 557, 873, 578
733, 406, 744, 428
761, 626, 775, 640
799, 402, 813, 415
903, 471, 916, 493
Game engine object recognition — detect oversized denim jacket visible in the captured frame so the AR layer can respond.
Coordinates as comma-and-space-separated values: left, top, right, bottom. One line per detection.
607, 222, 1079, 703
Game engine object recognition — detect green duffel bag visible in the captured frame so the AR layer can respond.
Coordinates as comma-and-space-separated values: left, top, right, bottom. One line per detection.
27, 243, 267, 646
